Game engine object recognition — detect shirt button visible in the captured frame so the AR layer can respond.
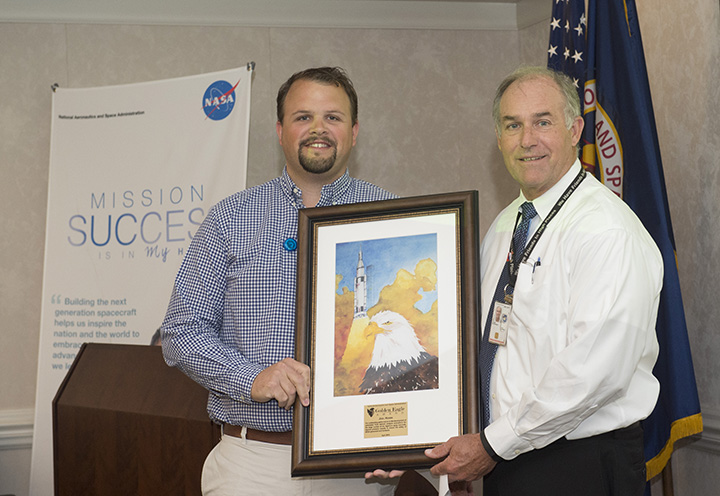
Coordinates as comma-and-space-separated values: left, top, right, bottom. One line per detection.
283, 238, 297, 251
492, 393, 496, 399
514, 450, 520, 455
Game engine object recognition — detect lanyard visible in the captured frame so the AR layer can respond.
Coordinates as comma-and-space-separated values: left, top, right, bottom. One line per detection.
506, 168, 586, 295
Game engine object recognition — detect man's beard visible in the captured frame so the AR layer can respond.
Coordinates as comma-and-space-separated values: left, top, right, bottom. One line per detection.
298, 138, 337, 174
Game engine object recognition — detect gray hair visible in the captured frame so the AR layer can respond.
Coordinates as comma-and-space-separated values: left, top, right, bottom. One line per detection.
492, 66, 582, 136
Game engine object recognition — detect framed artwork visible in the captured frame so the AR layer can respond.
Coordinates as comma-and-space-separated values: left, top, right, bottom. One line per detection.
292, 191, 480, 476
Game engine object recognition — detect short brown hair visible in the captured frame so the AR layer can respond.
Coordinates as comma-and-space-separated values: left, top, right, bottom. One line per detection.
276, 66, 359, 125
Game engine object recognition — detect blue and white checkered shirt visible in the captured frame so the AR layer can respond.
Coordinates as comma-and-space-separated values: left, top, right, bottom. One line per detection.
161, 168, 394, 432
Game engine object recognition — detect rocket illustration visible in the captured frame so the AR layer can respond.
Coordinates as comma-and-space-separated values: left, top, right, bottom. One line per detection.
354, 249, 367, 318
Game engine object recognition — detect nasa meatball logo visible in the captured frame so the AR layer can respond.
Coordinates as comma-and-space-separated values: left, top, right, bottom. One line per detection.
202, 79, 239, 121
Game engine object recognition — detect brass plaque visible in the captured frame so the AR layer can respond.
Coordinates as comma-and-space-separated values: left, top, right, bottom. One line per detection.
363, 402, 408, 439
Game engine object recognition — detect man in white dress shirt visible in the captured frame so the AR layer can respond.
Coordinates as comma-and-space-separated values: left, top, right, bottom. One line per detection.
424, 66, 663, 495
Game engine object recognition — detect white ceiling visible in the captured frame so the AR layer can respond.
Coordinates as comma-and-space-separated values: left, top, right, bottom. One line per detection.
0, 0, 551, 31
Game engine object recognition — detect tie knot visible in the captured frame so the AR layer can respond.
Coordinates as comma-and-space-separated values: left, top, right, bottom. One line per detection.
521, 202, 537, 220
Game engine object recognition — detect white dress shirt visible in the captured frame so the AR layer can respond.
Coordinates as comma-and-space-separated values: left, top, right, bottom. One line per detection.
481, 160, 662, 460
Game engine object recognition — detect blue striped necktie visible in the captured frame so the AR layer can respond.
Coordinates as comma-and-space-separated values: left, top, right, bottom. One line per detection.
480, 201, 537, 428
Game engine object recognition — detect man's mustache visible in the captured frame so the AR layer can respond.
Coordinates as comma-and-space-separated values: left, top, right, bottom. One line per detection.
299, 136, 336, 148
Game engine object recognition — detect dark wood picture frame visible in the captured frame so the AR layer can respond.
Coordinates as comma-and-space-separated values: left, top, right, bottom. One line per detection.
292, 190, 480, 477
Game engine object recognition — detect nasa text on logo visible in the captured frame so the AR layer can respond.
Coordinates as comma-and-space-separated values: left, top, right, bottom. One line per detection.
202, 79, 240, 121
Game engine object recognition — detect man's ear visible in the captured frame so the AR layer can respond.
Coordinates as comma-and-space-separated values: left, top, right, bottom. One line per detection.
351, 121, 359, 147
569, 115, 584, 147
276, 120, 283, 145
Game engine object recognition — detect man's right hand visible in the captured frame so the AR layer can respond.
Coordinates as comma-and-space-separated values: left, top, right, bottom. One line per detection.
251, 357, 311, 410
425, 433, 496, 482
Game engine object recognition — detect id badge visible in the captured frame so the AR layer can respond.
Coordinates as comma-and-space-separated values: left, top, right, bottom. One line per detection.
489, 301, 511, 346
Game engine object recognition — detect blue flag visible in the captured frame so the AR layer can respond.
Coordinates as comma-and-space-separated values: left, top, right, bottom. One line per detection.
548, 0, 703, 482
547, 0, 586, 104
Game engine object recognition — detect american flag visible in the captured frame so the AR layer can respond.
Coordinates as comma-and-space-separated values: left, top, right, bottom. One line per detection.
547, 0, 586, 105
548, 2, 704, 491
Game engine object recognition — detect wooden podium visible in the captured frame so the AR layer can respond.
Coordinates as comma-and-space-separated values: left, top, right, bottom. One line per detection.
53, 343, 221, 495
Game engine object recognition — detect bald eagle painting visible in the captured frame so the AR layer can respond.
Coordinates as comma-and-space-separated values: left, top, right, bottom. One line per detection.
359, 310, 439, 395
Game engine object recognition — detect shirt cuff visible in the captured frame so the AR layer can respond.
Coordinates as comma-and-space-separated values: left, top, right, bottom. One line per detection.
484, 414, 534, 461
233, 362, 265, 404
480, 429, 503, 462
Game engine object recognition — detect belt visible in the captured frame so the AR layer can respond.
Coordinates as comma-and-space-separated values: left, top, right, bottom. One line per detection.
223, 424, 293, 445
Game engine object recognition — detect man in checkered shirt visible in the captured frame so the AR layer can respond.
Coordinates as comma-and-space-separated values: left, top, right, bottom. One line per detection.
161, 67, 396, 495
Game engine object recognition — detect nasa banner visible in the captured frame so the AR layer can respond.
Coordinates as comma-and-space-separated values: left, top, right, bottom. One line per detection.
30, 65, 253, 495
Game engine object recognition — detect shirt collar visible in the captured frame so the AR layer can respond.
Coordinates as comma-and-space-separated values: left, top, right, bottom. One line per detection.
279, 166, 352, 209
518, 159, 582, 221
317, 169, 352, 207
279, 167, 304, 209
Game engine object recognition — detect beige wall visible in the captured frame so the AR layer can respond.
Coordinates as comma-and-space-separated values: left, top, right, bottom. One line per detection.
0, 1, 718, 494
0, 23, 521, 409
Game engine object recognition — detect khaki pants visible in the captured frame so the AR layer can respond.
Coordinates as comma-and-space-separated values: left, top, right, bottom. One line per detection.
202, 432, 403, 495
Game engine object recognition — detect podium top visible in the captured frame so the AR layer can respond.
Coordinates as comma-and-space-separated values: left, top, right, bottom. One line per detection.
53, 342, 211, 421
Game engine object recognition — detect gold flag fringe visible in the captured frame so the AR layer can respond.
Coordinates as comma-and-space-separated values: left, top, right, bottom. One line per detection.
646, 413, 704, 480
